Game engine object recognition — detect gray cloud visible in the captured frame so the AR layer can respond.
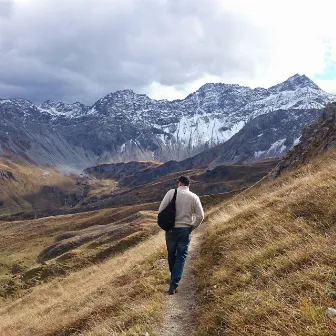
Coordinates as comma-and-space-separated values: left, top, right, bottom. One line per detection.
0, 0, 13, 18
0, 0, 270, 104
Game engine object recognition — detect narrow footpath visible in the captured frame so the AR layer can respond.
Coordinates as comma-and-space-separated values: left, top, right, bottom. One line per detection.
155, 231, 202, 336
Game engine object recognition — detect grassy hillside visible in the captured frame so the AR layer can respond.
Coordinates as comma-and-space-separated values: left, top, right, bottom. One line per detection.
0, 203, 168, 335
0, 233, 168, 335
0, 202, 161, 297
0, 157, 121, 218
0, 188, 226, 335
1, 148, 335, 335
0, 157, 81, 216
194, 147, 336, 335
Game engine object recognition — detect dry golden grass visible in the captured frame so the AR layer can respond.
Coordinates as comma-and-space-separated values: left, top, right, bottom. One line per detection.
0, 158, 79, 215
84, 178, 118, 199
0, 232, 168, 335
0, 200, 170, 335
2, 147, 334, 335
194, 147, 336, 335
0, 172, 231, 335
0, 204, 160, 299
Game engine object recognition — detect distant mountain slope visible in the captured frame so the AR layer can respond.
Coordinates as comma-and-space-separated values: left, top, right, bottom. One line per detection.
270, 102, 336, 177
0, 74, 335, 172
207, 108, 321, 167
0, 157, 81, 216
84, 161, 161, 180
81, 159, 278, 210
99, 108, 319, 186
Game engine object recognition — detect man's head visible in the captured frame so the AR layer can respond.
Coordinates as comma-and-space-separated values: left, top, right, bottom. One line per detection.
178, 175, 191, 187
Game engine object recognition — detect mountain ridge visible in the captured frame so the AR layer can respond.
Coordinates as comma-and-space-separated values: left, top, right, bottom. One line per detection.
0, 74, 335, 172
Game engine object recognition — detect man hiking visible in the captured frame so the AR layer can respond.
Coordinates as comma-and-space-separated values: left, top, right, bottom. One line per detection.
158, 175, 204, 295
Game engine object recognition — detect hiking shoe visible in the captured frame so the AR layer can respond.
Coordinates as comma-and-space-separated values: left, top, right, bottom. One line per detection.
168, 288, 178, 295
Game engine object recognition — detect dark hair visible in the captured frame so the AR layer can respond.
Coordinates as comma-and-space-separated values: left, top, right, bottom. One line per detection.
178, 175, 191, 186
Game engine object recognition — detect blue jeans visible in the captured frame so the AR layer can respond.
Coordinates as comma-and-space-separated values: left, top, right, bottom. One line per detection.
165, 227, 192, 290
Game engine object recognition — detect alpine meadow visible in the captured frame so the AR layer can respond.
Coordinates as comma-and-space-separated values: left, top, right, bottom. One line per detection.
1, 1, 336, 334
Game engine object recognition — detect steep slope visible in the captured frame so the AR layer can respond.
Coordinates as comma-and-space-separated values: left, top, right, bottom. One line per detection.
0, 155, 121, 218
0, 74, 334, 171
0, 157, 82, 216
0, 99, 98, 172
207, 108, 321, 167
194, 146, 336, 335
104, 108, 319, 186
271, 102, 336, 177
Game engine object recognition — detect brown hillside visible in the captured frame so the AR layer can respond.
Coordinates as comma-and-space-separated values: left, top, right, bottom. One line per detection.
0, 202, 160, 297
0, 157, 81, 216
0, 149, 334, 334
0, 189, 226, 335
194, 147, 336, 335
79, 159, 278, 210
0, 156, 122, 218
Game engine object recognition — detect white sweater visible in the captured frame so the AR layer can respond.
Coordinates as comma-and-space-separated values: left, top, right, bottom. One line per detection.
158, 186, 205, 229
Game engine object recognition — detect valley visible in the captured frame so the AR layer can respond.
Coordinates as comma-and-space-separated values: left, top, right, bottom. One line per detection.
2, 1, 336, 334
0, 103, 335, 335
0, 156, 278, 219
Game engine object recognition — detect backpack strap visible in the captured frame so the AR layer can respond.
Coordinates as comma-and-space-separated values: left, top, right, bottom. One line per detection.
171, 189, 177, 204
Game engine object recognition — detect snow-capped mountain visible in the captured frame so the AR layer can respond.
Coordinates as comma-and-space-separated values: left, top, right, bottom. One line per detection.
0, 74, 334, 172
206, 108, 322, 168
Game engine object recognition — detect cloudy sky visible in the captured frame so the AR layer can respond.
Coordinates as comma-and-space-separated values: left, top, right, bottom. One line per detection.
0, 0, 335, 104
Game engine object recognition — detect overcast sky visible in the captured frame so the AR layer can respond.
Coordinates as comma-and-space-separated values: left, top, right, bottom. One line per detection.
0, 0, 335, 104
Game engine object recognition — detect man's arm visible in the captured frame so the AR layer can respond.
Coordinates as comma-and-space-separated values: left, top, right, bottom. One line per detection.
158, 189, 173, 213
191, 196, 205, 228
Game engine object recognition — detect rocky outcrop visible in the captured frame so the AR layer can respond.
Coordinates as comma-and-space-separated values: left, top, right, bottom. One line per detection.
270, 102, 336, 177
0, 170, 15, 180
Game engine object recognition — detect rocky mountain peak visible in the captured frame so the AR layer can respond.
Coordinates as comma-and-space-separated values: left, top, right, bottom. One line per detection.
101, 89, 149, 102
195, 82, 249, 96
269, 73, 320, 93
92, 89, 152, 113
39, 99, 89, 117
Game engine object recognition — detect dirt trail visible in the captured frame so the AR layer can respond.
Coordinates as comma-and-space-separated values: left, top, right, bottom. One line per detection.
155, 231, 202, 336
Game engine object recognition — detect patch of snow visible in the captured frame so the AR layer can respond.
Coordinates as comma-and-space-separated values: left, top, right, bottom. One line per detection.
254, 150, 266, 157
38, 106, 66, 116
280, 144, 287, 152
87, 107, 97, 115
293, 136, 301, 146
0, 99, 11, 104
268, 138, 286, 152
